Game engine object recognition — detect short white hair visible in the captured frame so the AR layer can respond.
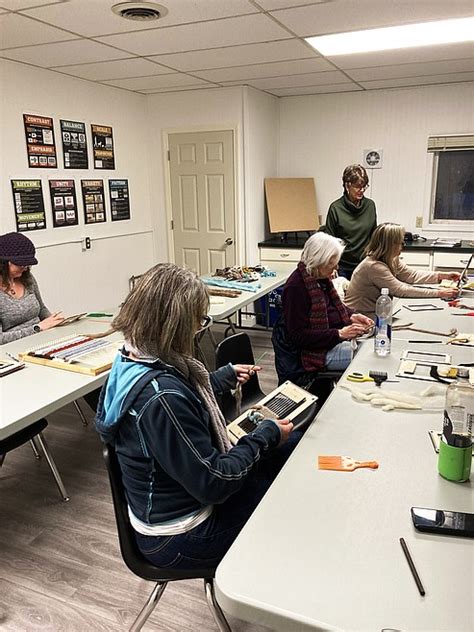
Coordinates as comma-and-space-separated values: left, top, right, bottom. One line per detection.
301, 233, 345, 275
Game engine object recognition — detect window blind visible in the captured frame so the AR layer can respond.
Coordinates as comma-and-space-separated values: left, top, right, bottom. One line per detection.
427, 134, 474, 152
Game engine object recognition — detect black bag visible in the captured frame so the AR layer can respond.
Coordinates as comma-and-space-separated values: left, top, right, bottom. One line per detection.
271, 313, 307, 386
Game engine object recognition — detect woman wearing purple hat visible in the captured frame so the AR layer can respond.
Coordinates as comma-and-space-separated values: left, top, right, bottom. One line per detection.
0, 232, 64, 344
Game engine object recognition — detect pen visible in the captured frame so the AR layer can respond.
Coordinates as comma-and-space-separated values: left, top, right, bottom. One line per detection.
249, 351, 268, 375
407, 340, 443, 344
400, 537, 425, 596
5, 351, 19, 362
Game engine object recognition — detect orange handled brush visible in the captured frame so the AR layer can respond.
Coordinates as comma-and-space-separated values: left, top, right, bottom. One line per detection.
318, 456, 379, 472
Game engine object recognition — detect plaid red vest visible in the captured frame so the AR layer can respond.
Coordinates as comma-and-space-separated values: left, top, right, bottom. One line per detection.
298, 261, 352, 371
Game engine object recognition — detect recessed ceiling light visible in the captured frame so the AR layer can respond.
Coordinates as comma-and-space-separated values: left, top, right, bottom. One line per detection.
305, 17, 474, 56
112, 2, 168, 22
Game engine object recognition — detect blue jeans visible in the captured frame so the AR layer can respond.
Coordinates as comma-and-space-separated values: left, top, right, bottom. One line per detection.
135, 431, 302, 570
325, 341, 353, 371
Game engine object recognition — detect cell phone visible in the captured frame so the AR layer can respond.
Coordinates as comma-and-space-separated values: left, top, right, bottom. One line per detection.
411, 507, 474, 538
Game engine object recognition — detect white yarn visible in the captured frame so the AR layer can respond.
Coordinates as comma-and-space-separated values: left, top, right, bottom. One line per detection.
340, 382, 446, 412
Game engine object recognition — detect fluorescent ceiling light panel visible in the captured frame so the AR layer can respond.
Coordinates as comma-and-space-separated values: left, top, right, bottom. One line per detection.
305, 17, 474, 56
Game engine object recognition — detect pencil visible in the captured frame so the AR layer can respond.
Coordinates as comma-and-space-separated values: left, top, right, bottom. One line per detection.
400, 537, 425, 596
408, 340, 443, 344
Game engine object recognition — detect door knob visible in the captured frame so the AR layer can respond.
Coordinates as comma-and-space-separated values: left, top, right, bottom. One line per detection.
225, 238, 233, 245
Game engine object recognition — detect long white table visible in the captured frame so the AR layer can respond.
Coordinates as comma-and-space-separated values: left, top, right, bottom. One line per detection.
206, 267, 290, 325
215, 299, 474, 631
0, 319, 119, 441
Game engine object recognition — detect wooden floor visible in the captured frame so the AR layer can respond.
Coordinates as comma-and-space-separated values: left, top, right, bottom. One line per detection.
0, 327, 277, 631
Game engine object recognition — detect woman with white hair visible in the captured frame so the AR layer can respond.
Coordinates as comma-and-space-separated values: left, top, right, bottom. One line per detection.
273, 233, 373, 388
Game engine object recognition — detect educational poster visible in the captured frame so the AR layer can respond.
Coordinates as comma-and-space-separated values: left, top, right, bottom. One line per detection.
109, 179, 130, 221
49, 179, 79, 227
60, 120, 88, 169
91, 124, 115, 169
81, 179, 106, 224
23, 114, 57, 168
11, 179, 46, 231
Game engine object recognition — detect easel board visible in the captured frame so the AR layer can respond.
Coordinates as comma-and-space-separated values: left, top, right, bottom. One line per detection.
264, 178, 319, 233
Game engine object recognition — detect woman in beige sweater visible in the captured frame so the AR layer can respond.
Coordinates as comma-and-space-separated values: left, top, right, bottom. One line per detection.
345, 223, 460, 316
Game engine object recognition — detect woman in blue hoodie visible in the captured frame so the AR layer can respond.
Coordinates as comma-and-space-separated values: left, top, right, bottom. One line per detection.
96, 263, 298, 570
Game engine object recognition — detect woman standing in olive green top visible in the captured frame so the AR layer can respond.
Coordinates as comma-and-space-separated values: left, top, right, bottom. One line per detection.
322, 164, 377, 279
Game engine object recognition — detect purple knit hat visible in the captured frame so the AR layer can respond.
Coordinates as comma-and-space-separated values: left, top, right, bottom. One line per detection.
0, 232, 38, 266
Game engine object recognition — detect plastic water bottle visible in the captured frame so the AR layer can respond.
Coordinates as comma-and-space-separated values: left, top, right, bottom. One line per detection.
374, 288, 392, 356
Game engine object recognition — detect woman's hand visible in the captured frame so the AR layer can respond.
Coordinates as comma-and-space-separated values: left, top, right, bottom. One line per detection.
39, 311, 64, 330
233, 363, 261, 384
275, 419, 294, 446
439, 271, 461, 282
350, 313, 374, 329
339, 323, 367, 340
437, 287, 459, 300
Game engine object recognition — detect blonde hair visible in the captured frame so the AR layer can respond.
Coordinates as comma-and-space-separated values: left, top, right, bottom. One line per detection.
301, 233, 345, 276
112, 263, 209, 360
365, 223, 405, 270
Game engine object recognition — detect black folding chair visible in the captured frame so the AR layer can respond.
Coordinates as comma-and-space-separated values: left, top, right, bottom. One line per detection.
102, 443, 231, 632
0, 418, 69, 501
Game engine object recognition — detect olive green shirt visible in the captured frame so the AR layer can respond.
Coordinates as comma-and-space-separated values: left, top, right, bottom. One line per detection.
322, 195, 377, 271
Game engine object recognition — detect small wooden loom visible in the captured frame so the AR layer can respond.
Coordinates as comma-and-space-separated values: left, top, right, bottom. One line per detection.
18, 334, 123, 375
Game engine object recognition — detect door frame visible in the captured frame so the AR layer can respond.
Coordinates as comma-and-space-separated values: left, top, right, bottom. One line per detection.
163, 125, 241, 267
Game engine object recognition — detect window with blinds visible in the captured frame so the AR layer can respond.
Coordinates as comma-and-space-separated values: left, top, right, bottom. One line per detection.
428, 134, 474, 223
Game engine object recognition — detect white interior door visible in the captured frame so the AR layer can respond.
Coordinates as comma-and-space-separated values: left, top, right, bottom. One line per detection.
168, 130, 235, 275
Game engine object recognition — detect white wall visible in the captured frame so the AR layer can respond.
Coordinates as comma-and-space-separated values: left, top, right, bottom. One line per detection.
146, 86, 245, 263
279, 82, 474, 236
243, 87, 279, 264
0, 59, 155, 313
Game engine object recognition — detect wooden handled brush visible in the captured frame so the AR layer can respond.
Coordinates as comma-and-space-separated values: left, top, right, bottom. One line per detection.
318, 456, 379, 471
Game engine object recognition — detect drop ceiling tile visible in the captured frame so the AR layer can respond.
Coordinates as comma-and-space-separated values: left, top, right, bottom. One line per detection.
22, 0, 258, 37
361, 71, 474, 90
348, 58, 474, 82
0, 12, 75, 49
140, 84, 220, 94
147, 39, 317, 71
96, 13, 291, 55
194, 57, 333, 82
271, 0, 474, 37
328, 42, 474, 69
101, 73, 212, 91
270, 83, 363, 96
225, 69, 351, 89
53, 57, 171, 80
257, 0, 326, 8
2, 0, 65, 9
1, 38, 130, 66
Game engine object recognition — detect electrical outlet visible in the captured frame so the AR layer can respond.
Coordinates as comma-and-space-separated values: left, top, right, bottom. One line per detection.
415, 216, 423, 228
85, 237, 91, 249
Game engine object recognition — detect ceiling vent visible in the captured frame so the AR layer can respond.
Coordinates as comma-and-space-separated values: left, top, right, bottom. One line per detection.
112, 2, 168, 22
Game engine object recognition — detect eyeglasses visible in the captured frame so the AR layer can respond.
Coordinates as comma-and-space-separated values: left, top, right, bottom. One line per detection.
199, 315, 212, 329
349, 183, 368, 191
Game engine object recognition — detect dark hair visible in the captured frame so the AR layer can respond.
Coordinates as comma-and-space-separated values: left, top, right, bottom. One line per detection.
342, 164, 369, 189
0, 260, 33, 294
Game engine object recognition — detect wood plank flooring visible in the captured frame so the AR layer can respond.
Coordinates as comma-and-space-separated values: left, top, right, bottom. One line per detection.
0, 327, 277, 631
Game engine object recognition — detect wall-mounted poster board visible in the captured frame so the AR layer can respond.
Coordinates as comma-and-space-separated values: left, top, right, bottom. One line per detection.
49, 179, 79, 227
264, 178, 319, 233
11, 179, 46, 231
81, 179, 106, 224
23, 114, 57, 168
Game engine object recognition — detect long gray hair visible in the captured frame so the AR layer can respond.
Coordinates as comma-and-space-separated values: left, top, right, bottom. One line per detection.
113, 263, 209, 361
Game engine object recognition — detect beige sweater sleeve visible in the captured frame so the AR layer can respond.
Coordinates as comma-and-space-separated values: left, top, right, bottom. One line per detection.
393, 258, 439, 285
372, 261, 439, 298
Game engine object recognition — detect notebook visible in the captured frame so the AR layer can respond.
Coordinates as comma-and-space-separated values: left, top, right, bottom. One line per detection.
226, 381, 317, 445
